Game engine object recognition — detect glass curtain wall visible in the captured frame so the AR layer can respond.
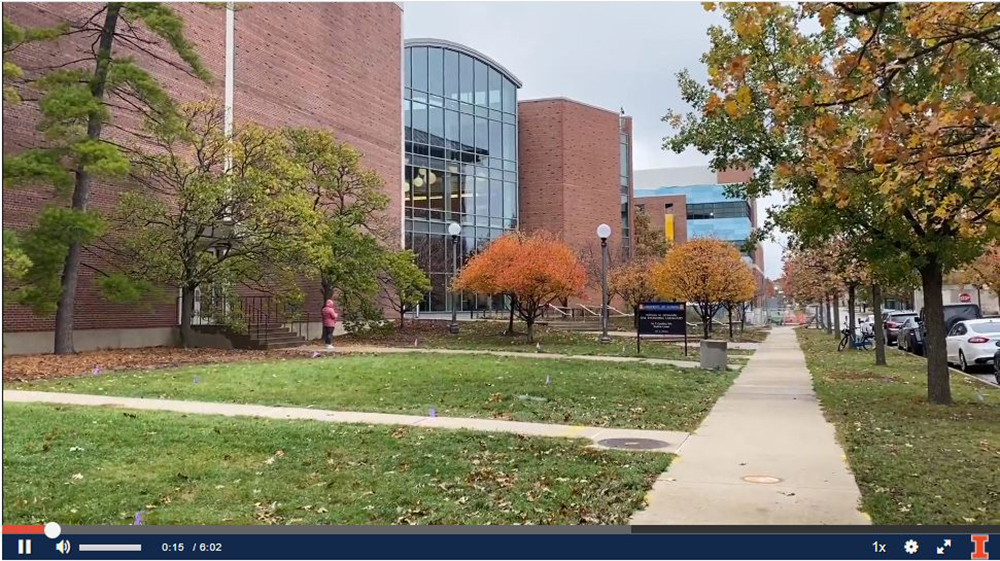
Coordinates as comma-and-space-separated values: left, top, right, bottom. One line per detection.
404, 43, 519, 312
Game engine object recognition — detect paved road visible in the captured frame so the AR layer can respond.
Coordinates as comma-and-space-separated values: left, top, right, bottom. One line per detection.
630, 326, 870, 525
3, 390, 690, 454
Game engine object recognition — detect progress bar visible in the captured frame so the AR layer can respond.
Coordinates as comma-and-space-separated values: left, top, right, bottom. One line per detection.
80, 544, 143, 552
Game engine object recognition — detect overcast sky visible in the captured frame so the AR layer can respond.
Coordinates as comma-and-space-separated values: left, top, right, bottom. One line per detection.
403, 1, 788, 279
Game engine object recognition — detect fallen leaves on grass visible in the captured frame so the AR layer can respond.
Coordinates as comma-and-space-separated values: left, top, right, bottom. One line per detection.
3, 347, 322, 382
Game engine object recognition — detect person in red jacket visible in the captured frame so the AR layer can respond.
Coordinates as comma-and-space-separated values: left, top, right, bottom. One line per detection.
321, 299, 338, 350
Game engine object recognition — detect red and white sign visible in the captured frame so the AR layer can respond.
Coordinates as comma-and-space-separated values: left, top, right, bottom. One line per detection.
959, 293, 972, 303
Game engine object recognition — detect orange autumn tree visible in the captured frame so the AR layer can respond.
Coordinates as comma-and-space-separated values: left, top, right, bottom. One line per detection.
720, 259, 757, 338
454, 231, 586, 342
610, 258, 657, 318
651, 238, 750, 338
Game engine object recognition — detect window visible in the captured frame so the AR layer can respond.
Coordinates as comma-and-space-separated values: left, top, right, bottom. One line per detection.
411, 47, 427, 92
412, 102, 428, 139
475, 116, 488, 153
502, 79, 515, 113
475, 176, 489, 216
488, 68, 502, 110
460, 112, 474, 151
503, 182, 516, 219
459, 54, 473, 104
490, 179, 502, 219
503, 123, 516, 161
474, 60, 487, 106
490, 120, 502, 159
427, 48, 443, 96
404, 47, 411, 88
686, 201, 750, 220
443, 50, 459, 101
428, 168, 444, 214
403, 100, 411, 141
444, 110, 459, 146
429, 106, 444, 147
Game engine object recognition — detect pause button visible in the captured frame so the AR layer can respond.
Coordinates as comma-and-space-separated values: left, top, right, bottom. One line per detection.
17, 539, 32, 555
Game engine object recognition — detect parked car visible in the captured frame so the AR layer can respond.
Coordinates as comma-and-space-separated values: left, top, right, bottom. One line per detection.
883, 311, 917, 346
897, 317, 923, 355
920, 304, 982, 344
993, 349, 1000, 384
945, 318, 1000, 372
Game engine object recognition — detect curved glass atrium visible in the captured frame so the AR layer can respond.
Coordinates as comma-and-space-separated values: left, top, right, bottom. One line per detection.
403, 40, 521, 312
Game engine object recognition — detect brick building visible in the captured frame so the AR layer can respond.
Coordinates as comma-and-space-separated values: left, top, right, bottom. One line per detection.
633, 165, 767, 306
517, 98, 633, 306
2, 3, 402, 354
4, 7, 639, 353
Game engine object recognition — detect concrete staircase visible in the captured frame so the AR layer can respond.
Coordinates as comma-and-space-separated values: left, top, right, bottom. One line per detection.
193, 323, 307, 350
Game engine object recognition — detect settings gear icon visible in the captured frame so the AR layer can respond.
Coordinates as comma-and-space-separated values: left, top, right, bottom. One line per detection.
904, 539, 920, 555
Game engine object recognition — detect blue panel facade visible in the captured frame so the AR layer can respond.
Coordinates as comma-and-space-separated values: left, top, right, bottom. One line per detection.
687, 217, 752, 242
635, 183, 754, 248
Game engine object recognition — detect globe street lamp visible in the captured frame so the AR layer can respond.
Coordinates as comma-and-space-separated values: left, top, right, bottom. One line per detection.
596, 223, 612, 344
448, 222, 462, 335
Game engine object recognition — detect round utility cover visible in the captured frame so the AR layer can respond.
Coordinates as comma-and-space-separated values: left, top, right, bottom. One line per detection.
742, 475, 782, 484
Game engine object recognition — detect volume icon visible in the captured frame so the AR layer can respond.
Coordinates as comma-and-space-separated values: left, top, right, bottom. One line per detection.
55, 540, 71, 555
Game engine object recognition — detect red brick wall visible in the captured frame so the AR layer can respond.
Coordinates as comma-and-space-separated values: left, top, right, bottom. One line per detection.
517, 98, 625, 305
230, 2, 402, 314
635, 194, 688, 245
2, 3, 226, 333
518, 99, 623, 249
2, 3, 402, 334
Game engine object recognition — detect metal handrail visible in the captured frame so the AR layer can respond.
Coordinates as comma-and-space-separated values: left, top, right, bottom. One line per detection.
546, 304, 570, 317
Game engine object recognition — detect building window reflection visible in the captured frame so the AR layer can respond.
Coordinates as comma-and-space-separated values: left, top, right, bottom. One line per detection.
404, 40, 520, 312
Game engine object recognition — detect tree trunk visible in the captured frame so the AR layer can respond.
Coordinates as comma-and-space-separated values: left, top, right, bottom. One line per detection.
920, 257, 952, 405
848, 284, 857, 342
400, 306, 406, 327
702, 305, 711, 339
825, 297, 833, 334
180, 284, 195, 348
53, 4, 122, 355
525, 316, 535, 343
506, 294, 516, 335
833, 294, 841, 339
817, 300, 824, 329
728, 306, 734, 339
321, 276, 334, 301
872, 283, 886, 366
740, 303, 747, 332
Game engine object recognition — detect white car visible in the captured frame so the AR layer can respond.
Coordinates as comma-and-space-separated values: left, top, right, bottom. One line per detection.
945, 318, 1000, 372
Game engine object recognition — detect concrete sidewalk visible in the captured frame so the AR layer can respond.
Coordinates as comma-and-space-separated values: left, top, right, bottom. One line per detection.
630, 326, 869, 524
310, 345, 742, 370
3, 390, 690, 454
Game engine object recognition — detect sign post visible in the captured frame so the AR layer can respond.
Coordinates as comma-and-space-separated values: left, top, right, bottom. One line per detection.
636, 302, 688, 355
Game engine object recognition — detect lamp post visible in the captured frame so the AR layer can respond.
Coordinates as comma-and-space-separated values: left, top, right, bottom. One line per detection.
597, 223, 612, 344
448, 222, 462, 334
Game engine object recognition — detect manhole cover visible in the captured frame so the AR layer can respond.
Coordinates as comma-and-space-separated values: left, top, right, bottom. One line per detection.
742, 475, 782, 484
596, 438, 669, 450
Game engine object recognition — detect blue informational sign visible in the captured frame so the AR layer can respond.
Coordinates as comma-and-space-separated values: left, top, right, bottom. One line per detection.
636, 302, 686, 336
635, 301, 688, 355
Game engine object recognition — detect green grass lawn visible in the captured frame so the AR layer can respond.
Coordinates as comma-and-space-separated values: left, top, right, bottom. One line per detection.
796, 328, 999, 525
3, 403, 671, 525
10, 353, 734, 431
343, 320, 756, 362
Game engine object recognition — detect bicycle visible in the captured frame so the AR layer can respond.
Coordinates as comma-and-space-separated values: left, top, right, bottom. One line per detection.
838, 328, 874, 351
